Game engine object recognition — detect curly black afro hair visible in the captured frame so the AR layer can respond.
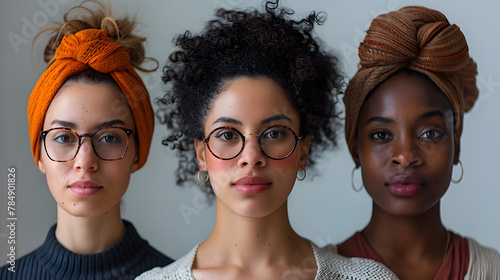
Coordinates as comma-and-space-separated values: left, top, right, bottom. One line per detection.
157, 0, 343, 196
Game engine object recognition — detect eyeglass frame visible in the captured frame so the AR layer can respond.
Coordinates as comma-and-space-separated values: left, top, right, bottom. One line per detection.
203, 125, 303, 160
40, 126, 134, 162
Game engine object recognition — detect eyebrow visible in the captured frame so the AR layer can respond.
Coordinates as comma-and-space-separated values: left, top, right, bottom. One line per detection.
417, 110, 445, 121
100, 120, 126, 128
365, 110, 447, 125
51, 119, 77, 128
261, 114, 291, 125
212, 114, 292, 126
50, 119, 126, 129
212, 117, 242, 126
365, 116, 394, 125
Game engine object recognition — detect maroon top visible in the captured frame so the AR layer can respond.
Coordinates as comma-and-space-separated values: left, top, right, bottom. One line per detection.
338, 231, 470, 279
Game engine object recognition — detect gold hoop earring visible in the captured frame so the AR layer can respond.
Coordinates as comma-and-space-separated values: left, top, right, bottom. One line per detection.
198, 170, 209, 183
451, 160, 463, 184
351, 166, 364, 193
297, 169, 306, 181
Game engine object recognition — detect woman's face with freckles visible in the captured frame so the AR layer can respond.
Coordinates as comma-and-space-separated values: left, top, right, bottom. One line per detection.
355, 73, 460, 217
195, 76, 310, 218
37, 81, 138, 218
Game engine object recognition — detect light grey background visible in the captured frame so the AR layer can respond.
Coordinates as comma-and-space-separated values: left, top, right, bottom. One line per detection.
1, 0, 499, 262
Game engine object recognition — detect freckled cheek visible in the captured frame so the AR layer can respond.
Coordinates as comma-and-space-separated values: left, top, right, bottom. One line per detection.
206, 156, 233, 173
48, 168, 64, 186
273, 154, 300, 174
205, 157, 233, 190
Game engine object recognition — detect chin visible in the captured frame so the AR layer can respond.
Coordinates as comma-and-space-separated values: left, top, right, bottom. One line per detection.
234, 200, 284, 218
382, 203, 438, 217
59, 201, 116, 218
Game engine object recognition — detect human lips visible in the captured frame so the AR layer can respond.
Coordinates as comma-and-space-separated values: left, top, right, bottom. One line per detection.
386, 175, 426, 197
233, 176, 271, 195
69, 180, 103, 197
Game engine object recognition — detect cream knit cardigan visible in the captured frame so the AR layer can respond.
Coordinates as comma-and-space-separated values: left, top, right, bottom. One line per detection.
136, 241, 399, 280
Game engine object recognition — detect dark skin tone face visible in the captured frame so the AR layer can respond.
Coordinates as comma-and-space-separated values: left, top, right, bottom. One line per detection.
353, 73, 461, 279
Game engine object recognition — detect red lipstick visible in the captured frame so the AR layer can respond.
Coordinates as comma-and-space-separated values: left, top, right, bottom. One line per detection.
69, 180, 103, 197
233, 176, 271, 195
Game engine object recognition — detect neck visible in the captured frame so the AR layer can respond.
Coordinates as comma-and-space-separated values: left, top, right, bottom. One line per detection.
363, 202, 449, 264
198, 200, 311, 268
55, 204, 126, 254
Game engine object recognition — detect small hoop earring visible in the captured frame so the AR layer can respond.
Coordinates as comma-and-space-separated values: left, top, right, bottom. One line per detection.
297, 169, 306, 181
451, 160, 464, 184
351, 166, 364, 193
198, 170, 209, 183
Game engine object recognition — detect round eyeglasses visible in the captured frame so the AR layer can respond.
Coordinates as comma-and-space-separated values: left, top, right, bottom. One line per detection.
204, 125, 302, 160
40, 127, 133, 162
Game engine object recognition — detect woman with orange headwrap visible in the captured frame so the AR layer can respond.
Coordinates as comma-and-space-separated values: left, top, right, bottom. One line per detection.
0, 1, 172, 279
336, 6, 500, 279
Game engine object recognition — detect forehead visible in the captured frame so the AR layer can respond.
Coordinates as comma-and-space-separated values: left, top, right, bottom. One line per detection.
360, 74, 452, 118
205, 76, 299, 126
43, 82, 134, 129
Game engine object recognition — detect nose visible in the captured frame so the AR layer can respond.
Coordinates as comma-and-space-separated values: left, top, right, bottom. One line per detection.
238, 135, 266, 168
73, 137, 98, 171
390, 136, 423, 168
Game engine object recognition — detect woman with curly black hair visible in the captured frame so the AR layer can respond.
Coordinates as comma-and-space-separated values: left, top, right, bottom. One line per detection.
138, 1, 397, 279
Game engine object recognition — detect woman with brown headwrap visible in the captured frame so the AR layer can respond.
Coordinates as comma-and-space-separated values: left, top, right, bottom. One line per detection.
0, 1, 173, 279
336, 6, 500, 279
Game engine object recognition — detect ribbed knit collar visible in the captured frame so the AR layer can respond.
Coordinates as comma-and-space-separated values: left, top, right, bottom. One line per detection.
35, 220, 148, 279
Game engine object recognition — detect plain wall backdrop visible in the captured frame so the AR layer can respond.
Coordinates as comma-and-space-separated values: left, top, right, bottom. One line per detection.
1, 0, 499, 262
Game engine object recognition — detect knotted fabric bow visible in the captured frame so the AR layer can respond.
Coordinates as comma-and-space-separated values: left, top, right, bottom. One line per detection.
344, 6, 478, 166
28, 29, 154, 169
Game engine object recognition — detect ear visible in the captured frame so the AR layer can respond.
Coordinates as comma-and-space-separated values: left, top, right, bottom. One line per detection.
298, 136, 311, 170
128, 144, 140, 173
352, 137, 361, 167
37, 159, 46, 175
453, 128, 462, 164
194, 139, 208, 171
131, 155, 139, 173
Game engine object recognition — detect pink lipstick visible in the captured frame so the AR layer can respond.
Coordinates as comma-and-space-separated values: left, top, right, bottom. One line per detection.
387, 184, 423, 196
234, 176, 271, 195
69, 181, 103, 197
386, 175, 425, 197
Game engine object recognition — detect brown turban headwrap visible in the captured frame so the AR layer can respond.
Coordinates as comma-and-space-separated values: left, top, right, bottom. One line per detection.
28, 29, 154, 170
344, 6, 478, 166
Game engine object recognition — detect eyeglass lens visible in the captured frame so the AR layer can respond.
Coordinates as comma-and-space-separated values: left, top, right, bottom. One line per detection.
43, 127, 129, 161
206, 125, 298, 160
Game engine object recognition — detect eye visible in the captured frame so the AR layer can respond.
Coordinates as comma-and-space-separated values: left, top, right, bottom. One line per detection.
52, 132, 77, 145
96, 130, 124, 145
99, 135, 119, 143
263, 128, 287, 139
420, 129, 444, 140
370, 130, 391, 141
215, 129, 240, 142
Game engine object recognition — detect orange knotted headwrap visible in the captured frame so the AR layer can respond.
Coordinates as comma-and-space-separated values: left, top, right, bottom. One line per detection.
344, 6, 478, 166
28, 29, 154, 170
